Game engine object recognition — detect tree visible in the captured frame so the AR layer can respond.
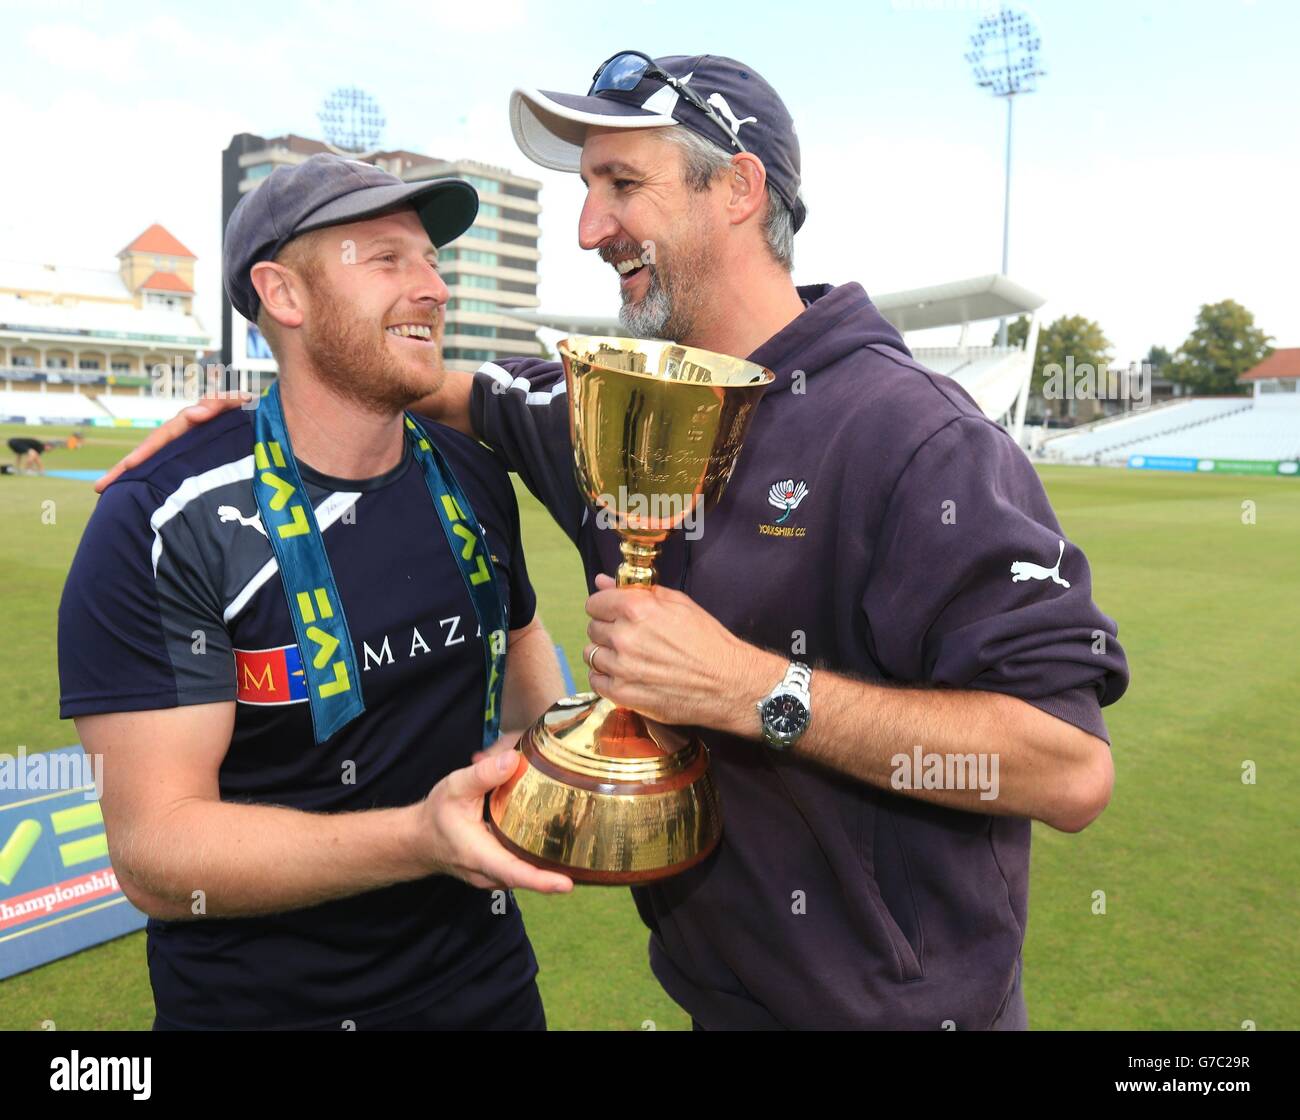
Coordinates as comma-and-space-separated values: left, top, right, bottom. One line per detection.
992, 313, 1113, 418
1168, 300, 1272, 396
1024, 315, 1107, 407
992, 315, 1031, 350
993, 313, 1111, 393
1145, 344, 1172, 374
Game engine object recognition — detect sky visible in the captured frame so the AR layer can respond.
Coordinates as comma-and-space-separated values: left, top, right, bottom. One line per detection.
1, 0, 1295, 364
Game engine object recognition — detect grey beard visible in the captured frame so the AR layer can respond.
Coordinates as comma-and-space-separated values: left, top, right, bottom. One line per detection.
619, 266, 692, 341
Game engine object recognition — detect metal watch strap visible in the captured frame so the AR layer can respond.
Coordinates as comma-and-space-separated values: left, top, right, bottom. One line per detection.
781, 661, 812, 696
758, 660, 813, 749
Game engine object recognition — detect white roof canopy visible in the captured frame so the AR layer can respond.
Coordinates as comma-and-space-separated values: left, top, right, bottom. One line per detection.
506, 308, 623, 335
0, 294, 209, 349
873, 274, 1046, 332
515, 274, 1046, 338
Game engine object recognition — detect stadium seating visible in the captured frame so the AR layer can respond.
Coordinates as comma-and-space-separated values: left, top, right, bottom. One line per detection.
913, 347, 1030, 423
1132, 403, 1300, 461
1041, 399, 1258, 462
0, 390, 105, 425
1041, 398, 1299, 463
912, 349, 973, 376
1, 387, 198, 427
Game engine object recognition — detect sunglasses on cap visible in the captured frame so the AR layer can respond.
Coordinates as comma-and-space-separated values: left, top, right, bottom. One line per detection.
589, 50, 751, 156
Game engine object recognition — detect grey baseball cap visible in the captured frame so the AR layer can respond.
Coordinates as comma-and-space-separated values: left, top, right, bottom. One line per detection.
511, 53, 806, 232
223, 152, 478, 323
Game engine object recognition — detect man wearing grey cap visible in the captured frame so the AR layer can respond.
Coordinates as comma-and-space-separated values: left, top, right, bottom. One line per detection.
108, 53, 1127, 1032
60, 153, 573, 1030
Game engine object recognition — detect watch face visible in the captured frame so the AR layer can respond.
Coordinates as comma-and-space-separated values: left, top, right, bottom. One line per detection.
762, 694, 809, 740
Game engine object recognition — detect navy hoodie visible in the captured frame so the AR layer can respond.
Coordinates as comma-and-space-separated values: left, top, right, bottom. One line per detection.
469, 282, 1129, 1030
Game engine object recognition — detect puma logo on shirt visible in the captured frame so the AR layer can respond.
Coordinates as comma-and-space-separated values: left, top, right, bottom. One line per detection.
217, 504, 267, 537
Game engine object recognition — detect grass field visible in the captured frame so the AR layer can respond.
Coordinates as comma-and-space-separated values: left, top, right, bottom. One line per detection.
0, 423, 1296, 1030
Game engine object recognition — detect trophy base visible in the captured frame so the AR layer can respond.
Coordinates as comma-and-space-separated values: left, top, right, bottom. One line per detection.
486, 693, 722, 885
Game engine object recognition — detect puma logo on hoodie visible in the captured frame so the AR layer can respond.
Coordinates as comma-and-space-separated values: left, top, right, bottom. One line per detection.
1010, 539, 1071, 588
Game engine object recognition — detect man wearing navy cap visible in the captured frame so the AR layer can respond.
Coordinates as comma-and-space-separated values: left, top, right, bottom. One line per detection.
60, 153, 573, 1031
480, 52, 1127, 1030
106, 55, 1129, 1031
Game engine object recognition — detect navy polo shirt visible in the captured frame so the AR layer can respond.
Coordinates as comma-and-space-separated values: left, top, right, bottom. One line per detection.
58, 407, 538, 1029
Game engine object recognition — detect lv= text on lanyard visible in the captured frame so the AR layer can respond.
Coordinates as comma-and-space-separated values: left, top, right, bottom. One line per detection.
251, 381, 507, 746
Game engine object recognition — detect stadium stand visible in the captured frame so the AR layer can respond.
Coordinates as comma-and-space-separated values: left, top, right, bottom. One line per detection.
0, 389, 105, 425
0, 384, 198, 427
1133, 403, 1300, 461
911, 345, 1035, 425
0, 280, 207, 355
1041, 398, 1298, 464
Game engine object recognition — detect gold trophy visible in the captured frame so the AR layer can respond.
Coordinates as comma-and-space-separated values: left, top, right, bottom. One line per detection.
487, 336, 774, 883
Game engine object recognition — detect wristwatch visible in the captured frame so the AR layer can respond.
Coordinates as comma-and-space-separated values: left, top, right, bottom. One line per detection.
756, 661, 813, 750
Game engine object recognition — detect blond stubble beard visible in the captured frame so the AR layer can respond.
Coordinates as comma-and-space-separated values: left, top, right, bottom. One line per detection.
300, 278, 444, 415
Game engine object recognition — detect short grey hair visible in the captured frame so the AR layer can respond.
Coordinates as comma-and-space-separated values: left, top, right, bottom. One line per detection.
659, 126, 794, 271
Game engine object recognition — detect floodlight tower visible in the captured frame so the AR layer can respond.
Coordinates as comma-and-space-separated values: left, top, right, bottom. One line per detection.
317, 86, 386, 156
966, 5, 1045, 347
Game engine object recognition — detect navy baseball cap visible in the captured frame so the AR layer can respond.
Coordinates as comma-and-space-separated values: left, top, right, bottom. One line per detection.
511, 53, 806, 232
223, 152, 478, 323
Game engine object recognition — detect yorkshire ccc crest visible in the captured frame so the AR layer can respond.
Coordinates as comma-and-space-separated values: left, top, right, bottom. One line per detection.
767, 479, 809, 524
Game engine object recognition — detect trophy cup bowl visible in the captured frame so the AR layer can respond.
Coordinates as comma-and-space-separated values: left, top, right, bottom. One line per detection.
487, 336, 774, 883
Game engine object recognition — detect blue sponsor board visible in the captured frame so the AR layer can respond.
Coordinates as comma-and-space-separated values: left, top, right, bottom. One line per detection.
44, 470, 106, 482
1129, 454, 1299, 476
0, 746, 145, 980
1127, 455, 1198, 472
89, 416, 164, 428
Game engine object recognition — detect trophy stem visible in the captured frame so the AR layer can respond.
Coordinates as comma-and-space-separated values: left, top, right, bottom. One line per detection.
617, 537, 660, 587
